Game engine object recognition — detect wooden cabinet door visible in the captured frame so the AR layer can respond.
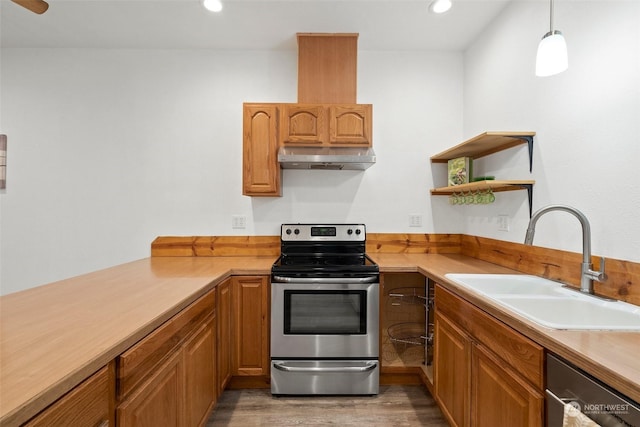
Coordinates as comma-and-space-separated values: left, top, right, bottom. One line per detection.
184, 316, 216, 427
243, 103, 281, 196
328, 104, 372, 146
280, 104, 326, 145
117, 349, 184, 427
25, 363, 114, 427
434, 311, 471, 427
217, 279, 232, 394
232, 276, 269, 376
471, 344, 543, 427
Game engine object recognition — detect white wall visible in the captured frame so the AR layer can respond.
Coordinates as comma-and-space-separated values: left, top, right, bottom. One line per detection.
0, 48, 463, 294
461, 0, 640, 263
2, 0, 637, 295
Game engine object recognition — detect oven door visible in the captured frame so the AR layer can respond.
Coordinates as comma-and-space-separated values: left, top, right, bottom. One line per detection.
270, 277, 379, 359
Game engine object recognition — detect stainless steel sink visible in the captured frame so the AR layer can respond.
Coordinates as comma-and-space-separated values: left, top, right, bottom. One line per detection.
444, 273, 640, 331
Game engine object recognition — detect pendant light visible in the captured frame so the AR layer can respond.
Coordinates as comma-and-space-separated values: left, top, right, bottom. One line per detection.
429, 0, 452, 14
535, 0, 568, 76
202, 0, 222, 12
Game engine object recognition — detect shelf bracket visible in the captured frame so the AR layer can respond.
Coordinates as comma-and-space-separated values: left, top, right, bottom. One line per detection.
513, 183, 534, 217
510, 135, 534, 172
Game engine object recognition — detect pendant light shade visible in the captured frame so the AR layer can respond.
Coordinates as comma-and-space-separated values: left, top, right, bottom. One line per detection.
430, 0, 452, 14
535, 0, 568, 77
202, 0, 222, 12
536, 30, 568, 76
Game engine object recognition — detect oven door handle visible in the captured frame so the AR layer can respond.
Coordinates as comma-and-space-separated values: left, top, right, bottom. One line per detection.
273, 361, 378, 373
272, 276, 378, 284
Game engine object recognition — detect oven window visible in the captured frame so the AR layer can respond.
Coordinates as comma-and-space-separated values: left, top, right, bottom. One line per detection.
284, 290, 367, 334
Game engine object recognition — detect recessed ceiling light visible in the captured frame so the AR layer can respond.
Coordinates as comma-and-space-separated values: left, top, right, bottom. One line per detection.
430, 0, 452, 14
203, 0, 223, 13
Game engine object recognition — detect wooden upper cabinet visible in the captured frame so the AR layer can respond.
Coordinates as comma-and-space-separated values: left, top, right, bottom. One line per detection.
280, 103, 372, 147
297, 33, 358, 104
329, 104, 372, 145
280, 104, 326, 145
242, 104, 281, 197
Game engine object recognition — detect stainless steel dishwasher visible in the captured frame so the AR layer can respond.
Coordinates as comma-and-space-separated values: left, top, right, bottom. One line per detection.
546, 353, 640, 426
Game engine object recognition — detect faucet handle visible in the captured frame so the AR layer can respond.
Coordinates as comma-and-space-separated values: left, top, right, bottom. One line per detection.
588, 257, 607, 282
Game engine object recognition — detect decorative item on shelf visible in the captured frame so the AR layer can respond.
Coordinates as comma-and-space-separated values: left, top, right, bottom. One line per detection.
448, 188, 495, 205
447, 156, 473, 186
472, 176, 495, 182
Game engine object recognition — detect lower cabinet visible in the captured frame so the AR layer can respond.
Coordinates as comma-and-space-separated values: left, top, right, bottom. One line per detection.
217, 278, 232, 394
434, 311, 470, 427
116, 290, 216, 427
232, 276, 269, 377
24, 363, 115, 427
434, 285, 544, 427
184, 316, 217, 427
117, 349, 184, 427
471, 343, 543, 426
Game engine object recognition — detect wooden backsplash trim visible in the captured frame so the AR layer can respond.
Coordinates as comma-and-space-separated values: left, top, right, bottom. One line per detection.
366, 233, 461, 254
151, 236, 280, 257
150, 233, 638, 304
460, 235, 639, 305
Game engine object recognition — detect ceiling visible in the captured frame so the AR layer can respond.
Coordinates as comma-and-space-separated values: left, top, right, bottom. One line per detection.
1, 0, 512, 51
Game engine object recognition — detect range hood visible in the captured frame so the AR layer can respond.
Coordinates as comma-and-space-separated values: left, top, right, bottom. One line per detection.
278, 146, 376, 170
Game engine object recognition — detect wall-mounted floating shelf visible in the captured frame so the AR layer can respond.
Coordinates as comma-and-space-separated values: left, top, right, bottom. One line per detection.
431, 180, 535, 216
430, 131, 536, 216
430, 131, 535, 172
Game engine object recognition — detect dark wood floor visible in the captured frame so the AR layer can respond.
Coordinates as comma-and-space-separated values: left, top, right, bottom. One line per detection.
206, 385, 449, 426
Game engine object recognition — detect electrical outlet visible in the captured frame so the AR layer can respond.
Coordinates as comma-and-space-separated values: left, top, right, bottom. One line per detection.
409, 214, 423, 227
497, 214, 510, 232
232, 215, 247, 229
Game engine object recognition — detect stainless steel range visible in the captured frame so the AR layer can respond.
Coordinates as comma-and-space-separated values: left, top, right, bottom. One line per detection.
270, 224, 380, 395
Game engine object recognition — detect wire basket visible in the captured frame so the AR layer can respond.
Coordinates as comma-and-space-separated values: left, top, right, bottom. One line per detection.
387, 322, 426, 346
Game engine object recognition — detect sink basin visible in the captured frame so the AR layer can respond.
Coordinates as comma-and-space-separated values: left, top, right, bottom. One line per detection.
495, 296, 640, 330
445, 274, 568, 297
444, 273, 640, 331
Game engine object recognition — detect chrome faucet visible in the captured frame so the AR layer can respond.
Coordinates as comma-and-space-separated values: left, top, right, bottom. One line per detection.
524, 205, 606, 294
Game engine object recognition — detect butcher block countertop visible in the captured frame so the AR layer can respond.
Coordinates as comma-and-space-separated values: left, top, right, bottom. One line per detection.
1, 254, 639, 425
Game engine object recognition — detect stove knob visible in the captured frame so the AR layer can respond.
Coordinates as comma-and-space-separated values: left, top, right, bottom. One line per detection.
355, 229, 362, 235
347, 229, 353, 235
294, 228, 300, 235
285, 228, 292, 235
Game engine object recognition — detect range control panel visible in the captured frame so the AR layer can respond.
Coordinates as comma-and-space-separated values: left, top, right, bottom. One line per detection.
281, 224, 366, 242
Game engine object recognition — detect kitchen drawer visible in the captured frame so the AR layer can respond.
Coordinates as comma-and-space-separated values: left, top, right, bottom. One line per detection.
436, 285, 543, 389
117, 291, 215, 400
25, 363, 114, 427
